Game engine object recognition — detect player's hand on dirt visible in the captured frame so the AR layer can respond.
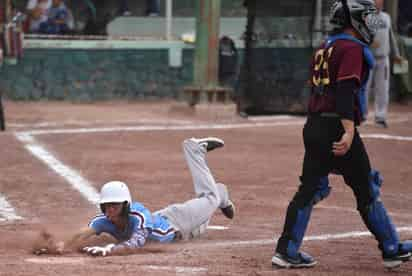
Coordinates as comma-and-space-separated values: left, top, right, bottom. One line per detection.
332, 132, 354, 156
32, 230, 64, 255
83, 244, 115, 257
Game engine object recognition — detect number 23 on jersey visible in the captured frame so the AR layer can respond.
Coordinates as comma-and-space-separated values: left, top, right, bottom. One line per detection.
312, 47, 334, 87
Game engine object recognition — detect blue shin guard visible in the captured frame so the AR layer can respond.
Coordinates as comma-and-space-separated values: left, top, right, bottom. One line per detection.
283, 177, 331, 259
361, 170, 400, 257
400, 241, 412, 253
286, 204, 312, 259
363, 200, 400, 256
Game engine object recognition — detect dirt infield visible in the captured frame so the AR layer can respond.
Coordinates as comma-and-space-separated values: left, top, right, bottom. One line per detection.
1, 100, 412, 275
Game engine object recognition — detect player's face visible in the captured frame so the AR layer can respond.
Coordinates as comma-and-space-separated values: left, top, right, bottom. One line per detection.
374, 0, 384, 11
104, 202, 123, 222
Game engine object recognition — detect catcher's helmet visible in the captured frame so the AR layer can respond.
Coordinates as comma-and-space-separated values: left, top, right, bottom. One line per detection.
330, 0, 379, 44
99, 181, 132, 213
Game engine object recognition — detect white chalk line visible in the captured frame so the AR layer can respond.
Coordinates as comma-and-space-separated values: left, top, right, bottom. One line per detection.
142, 265, 207, 275
361, 133, 412, 142
207, 225, 228, 230
316, 204, 412, 219
9, 118, 194, 128
0, 194, 23, 222
197, 226, 412, 249
9, 112, 411, 129
14, 133, 100, 205
14, 120, 412, 143
18, 120, 306, 136
24, 258, 208, 274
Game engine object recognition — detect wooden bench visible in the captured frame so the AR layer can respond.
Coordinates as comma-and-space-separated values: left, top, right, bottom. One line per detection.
183, 86, 233, 106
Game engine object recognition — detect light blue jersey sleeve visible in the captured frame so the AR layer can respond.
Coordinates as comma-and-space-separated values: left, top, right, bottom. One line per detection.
88, 214, 112, 235
88, 202, 175, 248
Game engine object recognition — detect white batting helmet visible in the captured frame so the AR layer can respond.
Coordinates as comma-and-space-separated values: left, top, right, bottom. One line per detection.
99, 181, 132, 205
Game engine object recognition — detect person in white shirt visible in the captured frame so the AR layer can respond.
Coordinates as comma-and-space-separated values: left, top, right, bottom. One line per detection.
26, 0, 52, 33
365, 0, 404, 128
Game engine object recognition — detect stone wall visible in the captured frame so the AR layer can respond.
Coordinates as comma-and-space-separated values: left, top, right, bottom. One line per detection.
0, 47, 194, 101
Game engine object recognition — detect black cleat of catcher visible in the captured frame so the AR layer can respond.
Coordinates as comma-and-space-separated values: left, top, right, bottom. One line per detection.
272, 251, 317, 269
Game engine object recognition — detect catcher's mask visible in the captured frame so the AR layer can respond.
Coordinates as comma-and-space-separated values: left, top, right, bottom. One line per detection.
329, 0, 380, 44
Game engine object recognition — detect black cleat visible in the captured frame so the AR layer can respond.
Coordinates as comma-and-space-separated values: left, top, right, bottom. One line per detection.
272, 251, 317, 269
383, 243, 412, 269
383, 252, 411, 269
220, 200, 235, 219
192, 137, 224, 152
375, 118, 388, 128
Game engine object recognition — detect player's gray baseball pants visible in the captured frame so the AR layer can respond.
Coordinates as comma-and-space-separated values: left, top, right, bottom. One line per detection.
366, 56, 390, 121
155, 138, 230, 240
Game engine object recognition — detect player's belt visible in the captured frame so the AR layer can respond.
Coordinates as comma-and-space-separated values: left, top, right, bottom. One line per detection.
319, 112, 339, 118
310, 112, 340, 118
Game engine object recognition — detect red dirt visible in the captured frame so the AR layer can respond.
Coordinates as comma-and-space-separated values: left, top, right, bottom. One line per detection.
1, 100, 412, 275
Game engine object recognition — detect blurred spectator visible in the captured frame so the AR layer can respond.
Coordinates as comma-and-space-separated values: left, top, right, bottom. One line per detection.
398, 0, 412, 36
118, 0, 160, 16
119, 0, 131, 16
146, 0, 160, 16
366, 0, 403, 128
39, 0, 74, 34
219, 36, 239, 94
25, 0, 51, 33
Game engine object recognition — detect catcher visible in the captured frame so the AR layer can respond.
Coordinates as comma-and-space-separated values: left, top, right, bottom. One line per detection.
271, 0, 412, 270
33, 137, 235, 257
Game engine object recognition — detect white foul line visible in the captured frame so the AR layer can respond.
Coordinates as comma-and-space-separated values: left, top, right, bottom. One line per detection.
15, 133, 100, 205
18, 121, 305, 136
15, 122, 412, 143
197, 226, 412, 248
0, 194, 23, 222
142, 265, 207, 275
361, 134, 412, 142
24, 258, 207, 274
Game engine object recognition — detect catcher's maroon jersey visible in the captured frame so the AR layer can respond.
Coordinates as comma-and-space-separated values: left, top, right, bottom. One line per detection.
308, 39, 368, 116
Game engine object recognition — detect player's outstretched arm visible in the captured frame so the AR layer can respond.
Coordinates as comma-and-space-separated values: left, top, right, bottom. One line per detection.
32, 227, 96, 255
83, 228, 149, 257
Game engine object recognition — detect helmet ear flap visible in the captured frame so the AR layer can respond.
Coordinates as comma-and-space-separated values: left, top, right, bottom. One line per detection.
122, 201, 130, 217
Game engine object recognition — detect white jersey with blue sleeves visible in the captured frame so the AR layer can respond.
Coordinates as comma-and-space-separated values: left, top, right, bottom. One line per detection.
89, 201, 176, 247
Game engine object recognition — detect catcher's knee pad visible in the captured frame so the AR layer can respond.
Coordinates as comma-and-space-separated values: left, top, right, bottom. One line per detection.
295, 176, 331, 207
359, 170, 399, 256
311, 176, 331, 205
369, 169, 383, 200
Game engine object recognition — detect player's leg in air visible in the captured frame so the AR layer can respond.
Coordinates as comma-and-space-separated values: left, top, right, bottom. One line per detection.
155, 137, 234, 240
